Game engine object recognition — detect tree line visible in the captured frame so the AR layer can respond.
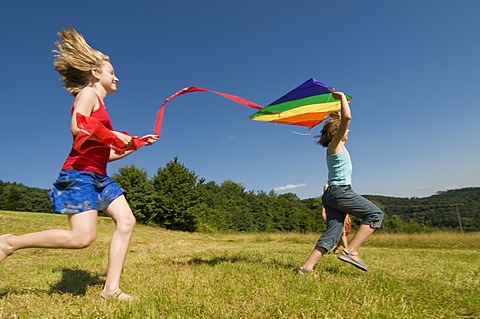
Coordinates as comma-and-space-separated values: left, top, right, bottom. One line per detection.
110, 157, 325, 233
1, 157, 479, 233
0, 181, 52, 213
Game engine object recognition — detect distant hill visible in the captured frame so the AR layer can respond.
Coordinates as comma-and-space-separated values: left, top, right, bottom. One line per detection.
364, 187, 480, 231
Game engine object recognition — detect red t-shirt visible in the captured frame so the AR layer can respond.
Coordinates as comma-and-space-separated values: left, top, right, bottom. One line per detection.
61, 97, 113, 175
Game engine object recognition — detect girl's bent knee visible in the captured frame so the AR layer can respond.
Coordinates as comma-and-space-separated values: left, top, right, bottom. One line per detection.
127, 215, 136, 228
367, 210, 384, 229
70, 233, 96, 249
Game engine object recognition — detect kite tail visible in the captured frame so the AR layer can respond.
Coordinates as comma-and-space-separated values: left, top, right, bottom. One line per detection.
74, 86, 262, 152
153, 86, 263, 136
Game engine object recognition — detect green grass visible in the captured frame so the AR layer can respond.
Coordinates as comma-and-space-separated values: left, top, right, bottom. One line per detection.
1, 211, 479, 318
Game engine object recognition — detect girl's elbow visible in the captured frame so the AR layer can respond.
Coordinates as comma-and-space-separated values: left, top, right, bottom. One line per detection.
70, 128, 80, 136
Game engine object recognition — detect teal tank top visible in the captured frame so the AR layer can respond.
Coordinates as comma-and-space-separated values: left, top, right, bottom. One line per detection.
326, 147, 352, 185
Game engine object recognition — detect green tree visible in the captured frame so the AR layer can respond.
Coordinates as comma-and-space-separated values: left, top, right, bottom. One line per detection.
0, 182, 51, 213
247, 190, 275, 232
111, 165, 156, 225
218, 180, 254, 232
152, 157, 200, 231
301, 196, 325, 233
195, 181, 233, 232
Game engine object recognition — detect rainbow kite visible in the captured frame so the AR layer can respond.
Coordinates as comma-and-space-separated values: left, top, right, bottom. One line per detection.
249, 78, 352, 129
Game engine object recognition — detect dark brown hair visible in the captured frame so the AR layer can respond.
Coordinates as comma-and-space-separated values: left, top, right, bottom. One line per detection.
317, 111, 341, 147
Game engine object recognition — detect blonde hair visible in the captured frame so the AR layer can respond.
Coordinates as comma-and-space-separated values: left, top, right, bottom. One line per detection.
317, 111, 341, 147
53, 27, 110, 96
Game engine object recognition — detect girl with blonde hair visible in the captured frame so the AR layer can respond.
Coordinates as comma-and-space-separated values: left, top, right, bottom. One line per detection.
298, 91, 384, 273
0, 27, 158, 301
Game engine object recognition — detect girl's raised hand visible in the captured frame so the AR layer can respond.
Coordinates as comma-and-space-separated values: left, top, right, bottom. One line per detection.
332, 91, 345, 100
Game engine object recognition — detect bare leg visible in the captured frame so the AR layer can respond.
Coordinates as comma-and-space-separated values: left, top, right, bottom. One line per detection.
344, 224, 375, 262
338, 231, 348, 249
333, 230, 348, 253
101, 195, 136, 301
298, 246, 327, 274
0, 211, 98, 263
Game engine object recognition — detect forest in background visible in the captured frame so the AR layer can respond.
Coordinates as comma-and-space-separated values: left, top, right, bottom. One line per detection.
1, 157, 478, 233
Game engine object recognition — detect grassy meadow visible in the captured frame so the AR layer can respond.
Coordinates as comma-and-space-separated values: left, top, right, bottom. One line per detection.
1, 210, 479, 318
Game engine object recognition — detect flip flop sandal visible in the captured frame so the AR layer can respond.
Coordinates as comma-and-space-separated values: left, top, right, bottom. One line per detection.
298, 267, 318, 277
338, 249, 368, 271
100, 289, 138, 301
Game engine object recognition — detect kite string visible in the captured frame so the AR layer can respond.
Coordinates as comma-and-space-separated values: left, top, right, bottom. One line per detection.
291, 130, 312, 136
273, 117, 311, 136
283, 125, 312, 136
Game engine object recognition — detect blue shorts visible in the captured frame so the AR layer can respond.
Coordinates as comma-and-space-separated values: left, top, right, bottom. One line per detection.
48, 170, 125, 214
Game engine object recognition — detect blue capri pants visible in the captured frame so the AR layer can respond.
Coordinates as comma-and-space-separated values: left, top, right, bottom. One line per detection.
316, 185, 384, 251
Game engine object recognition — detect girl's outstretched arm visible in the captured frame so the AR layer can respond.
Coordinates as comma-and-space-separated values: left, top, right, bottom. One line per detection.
327, 91, 351, 155
108, 134, 158, 162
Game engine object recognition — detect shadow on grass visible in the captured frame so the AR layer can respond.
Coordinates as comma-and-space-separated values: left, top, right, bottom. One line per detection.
49, 268, 104, 295
0, 268, 103, 298
188, 254, 349, 275
188, 254, 298, 270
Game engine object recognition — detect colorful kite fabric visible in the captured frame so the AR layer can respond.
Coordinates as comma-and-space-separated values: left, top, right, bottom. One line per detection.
249, 78, 352, 129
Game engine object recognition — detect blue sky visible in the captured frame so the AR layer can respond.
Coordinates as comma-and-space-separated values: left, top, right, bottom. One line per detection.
1, 0, 479, 199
